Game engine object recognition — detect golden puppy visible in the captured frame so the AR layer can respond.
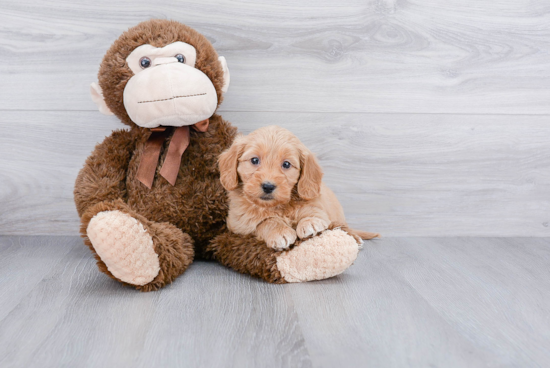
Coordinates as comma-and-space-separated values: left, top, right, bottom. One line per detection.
218, 126, 379, 251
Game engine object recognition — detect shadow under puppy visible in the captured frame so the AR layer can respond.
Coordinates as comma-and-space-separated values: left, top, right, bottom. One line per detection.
218, 125, 379, 251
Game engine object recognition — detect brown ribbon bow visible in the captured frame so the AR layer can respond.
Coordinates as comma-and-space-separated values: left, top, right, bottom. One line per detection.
136, 119, 209, 189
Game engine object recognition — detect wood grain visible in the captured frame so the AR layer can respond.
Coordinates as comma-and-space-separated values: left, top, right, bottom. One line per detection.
0, 236, 311, 368
1, 111, 549, 236
0, 236, 74, 321
289, 237, 550, 368
0, 0, 548, 113
381, 237, 550, 366
288, 244, 495, 368
1, 236, 549, 367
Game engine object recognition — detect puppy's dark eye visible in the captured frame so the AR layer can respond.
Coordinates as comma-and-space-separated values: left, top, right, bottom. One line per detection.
175, 54, 185, 63
251, 157, 260, 165
140, 57, 151, 69
282, 161, 291, 169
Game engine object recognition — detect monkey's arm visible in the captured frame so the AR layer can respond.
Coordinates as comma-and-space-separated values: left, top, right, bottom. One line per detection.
206, 231, 287, 283
74, 129, 137, 216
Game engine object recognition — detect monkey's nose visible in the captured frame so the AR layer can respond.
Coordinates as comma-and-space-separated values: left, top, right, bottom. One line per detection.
152, 57, 179, 66
261, 182, 276, 194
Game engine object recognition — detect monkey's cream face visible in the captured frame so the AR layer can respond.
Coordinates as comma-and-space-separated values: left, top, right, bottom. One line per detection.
91, 41, 230, 128
122, 42, 218, 128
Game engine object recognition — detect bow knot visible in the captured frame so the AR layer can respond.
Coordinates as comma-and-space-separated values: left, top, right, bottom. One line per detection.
136, 119, 209, 189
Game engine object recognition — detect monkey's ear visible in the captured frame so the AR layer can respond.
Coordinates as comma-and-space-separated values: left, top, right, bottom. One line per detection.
218, 56, 230, 94
90, 82, 114, 116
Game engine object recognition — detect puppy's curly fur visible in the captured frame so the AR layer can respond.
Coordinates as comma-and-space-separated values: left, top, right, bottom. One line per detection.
219, 126, 379, 251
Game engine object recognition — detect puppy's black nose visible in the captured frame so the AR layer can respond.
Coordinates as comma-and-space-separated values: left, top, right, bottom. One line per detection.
261, 182, 276, 194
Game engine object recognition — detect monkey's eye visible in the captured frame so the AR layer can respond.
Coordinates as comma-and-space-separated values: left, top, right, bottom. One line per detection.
250, 157, 260, 165
282, 161, 291, 169
175, 54, 185, 63
140, 57, 151, 69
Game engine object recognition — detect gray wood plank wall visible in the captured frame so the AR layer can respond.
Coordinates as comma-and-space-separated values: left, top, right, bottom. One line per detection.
0, 0, 549, 236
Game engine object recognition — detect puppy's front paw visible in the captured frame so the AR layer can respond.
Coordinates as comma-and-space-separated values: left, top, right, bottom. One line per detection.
296, 217, 329, 239
265, 227, 297, 251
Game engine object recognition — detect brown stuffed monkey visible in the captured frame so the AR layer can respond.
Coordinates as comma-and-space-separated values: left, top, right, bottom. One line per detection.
74, 19, 360, 291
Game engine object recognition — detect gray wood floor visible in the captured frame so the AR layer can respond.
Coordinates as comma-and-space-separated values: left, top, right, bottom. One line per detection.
1, 236, 549, 368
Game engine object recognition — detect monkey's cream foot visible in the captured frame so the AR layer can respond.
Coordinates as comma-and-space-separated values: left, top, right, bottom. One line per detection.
296, 217, 330, 239
87, 210, 160, 286
276, 229, 359, 282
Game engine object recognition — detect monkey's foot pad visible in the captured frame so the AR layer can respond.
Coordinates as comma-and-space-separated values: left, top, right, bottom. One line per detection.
87, 210, 160, 286
276, 228, 359, 282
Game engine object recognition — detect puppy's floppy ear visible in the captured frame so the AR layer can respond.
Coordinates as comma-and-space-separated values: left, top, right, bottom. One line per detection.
298, 148, 323, 200
218, 135, 245, 191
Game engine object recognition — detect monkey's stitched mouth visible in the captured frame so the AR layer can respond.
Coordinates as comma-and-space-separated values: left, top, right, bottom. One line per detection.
138, 93, 207, 104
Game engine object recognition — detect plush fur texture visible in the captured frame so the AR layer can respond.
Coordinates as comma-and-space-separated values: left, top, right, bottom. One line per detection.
205, 228, 286, 284
219, 126, 379, 251
75, 20, 365, 291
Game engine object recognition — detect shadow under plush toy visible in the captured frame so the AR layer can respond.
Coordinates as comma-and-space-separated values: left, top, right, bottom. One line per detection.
75, 19, 366, 291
